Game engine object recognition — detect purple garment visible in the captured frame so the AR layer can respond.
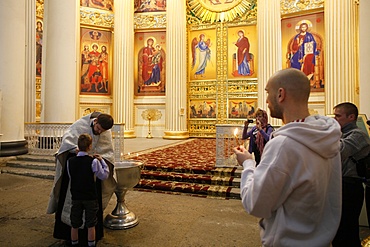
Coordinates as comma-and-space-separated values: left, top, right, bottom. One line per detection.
67, 151, 109, 181
242, 125, 274, 154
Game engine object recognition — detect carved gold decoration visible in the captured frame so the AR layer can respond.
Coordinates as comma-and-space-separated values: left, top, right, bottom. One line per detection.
36, 102, 41, 120
80, 7, 114, 28
36, 77, 42, 100
216, 22, 228, 124
36, 0, 44, 18
134, 13, 167, 29
189, 119, 217, 138
187, 0, 255, 23
189, 80, 217, 97
280, 0, 324, 16
227, 79, 258, 96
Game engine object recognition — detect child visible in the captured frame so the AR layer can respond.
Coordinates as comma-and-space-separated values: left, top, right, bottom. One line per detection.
67, 133, 110, 247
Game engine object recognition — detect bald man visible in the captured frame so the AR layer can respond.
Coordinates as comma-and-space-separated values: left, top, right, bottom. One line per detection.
234, 68, 342, 246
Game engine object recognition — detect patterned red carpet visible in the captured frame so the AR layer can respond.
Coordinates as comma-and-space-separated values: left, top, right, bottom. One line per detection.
128, 138, 240, 199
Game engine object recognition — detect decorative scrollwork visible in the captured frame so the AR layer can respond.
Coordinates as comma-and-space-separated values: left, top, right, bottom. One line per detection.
80, 7, 114, 28
280, 0, 324, 16
134, 13, 167, 29
36, 0, 44, 18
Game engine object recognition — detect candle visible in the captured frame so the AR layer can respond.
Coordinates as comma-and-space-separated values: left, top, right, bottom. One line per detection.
233, 128, 241, 146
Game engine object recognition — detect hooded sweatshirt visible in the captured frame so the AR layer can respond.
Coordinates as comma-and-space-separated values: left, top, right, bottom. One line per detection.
240, 115, 342, 247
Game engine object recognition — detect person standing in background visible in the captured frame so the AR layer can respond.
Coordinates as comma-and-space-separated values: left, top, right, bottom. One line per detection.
332, 102, 370, 247
242, 108, 274, 166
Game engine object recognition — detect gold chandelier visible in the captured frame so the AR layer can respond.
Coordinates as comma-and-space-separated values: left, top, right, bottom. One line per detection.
187, 0, 255, 23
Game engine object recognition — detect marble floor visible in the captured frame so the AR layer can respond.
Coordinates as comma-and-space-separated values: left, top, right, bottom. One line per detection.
123, 137, 189, 155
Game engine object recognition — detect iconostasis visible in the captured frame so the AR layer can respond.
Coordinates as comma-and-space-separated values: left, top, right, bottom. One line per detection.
34, 0, 325, 138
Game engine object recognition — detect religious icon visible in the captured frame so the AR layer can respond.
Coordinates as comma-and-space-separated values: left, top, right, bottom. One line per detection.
191, 34, 212, 79
81, 0, 113, 11
36, 19, 43, 77
282, 13, 325, 91
228, 99, 257, 119
80, 28, 111, 95
232, 30, 254, 76
134, 0, 166, 13
135, 33, 166, 96
228, 25, 257, 78
189, 100, 216, 119
288, 22, 318, 78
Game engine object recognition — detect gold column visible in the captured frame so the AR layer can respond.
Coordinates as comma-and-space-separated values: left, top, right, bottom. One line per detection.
113, 0, 135, 138
163, 0, 189, 139
257, 0, 282, 126
324, 0, 358, 113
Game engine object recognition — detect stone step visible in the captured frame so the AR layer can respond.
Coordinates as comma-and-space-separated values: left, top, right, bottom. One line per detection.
141, 170, 240, 187
2, 154, 241, 199
6, 160, 55, 171
16, 154, 55, 163
135, 179, 241, 199
1, 167, 55, 180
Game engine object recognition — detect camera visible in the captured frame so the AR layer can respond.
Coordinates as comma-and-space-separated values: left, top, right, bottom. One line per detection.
247, 119, 254, 123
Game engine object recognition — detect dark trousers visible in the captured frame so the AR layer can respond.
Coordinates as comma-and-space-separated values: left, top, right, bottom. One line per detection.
332, 178, 364, 247
53, 152, 104, 245
366, 186, 370, 227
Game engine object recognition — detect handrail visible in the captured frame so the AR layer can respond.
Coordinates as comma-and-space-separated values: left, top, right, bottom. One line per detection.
25, 123, 125, 156
25, 123, 71, 155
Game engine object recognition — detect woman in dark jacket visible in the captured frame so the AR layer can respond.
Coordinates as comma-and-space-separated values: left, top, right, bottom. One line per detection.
242, 108, 274, 166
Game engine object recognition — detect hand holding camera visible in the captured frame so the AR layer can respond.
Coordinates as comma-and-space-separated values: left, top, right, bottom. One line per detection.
244, 119, 254, 126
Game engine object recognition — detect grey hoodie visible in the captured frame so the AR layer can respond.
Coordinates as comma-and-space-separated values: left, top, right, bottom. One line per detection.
240, 115, 342, 247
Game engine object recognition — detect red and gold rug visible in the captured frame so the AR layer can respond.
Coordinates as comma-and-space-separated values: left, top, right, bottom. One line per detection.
128, 138, 240, 199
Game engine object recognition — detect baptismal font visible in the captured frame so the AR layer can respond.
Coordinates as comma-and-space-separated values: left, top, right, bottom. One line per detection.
104, 124, 143, 229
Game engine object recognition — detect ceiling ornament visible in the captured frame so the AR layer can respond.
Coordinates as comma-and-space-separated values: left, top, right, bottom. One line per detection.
187, 0, 255, 23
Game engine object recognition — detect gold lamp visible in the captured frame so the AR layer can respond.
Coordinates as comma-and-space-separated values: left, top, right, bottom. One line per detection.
141, 109, 162, 139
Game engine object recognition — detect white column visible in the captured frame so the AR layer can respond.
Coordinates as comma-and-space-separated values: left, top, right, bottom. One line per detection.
0, 0, 27, 155
25, 0, 37, 122
163, 0, 189, 139
113, 0, 135, 137
41, 0, 79, 122
359, 0, 370, 117
257, 0, 282, 126
324, 0, 357, 113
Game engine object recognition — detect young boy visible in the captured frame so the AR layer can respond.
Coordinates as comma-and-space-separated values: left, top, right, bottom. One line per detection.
67, 133, 110, 247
